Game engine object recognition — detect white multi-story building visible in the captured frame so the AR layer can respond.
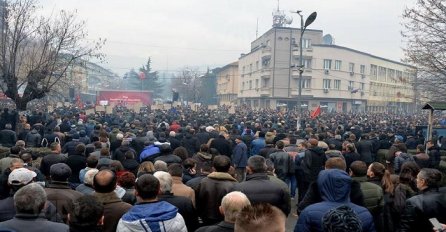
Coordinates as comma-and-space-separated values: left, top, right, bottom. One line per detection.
235, 24, 416, 113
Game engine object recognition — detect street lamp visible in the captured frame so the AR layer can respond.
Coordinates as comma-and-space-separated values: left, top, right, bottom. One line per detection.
292, 11, 317, 118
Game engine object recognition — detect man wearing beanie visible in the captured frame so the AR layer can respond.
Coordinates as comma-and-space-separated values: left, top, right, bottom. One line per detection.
45, 163, 83, 223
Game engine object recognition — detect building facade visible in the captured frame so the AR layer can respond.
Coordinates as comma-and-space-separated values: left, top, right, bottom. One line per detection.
233, 26, 416, 113
216, 61, 239, 105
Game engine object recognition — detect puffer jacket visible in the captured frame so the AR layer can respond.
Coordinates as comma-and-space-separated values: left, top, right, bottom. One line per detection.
352, 176, 384, 216
117, 201, 187, 232
25, 129, 42, 147
294, 169, 375, 232
394, 152, 414, 174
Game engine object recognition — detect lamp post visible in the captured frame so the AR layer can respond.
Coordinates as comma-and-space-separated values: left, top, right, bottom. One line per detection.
292, 11, 317, 119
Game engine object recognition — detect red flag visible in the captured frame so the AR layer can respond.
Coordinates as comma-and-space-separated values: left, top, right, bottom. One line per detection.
311, 105, 321, 119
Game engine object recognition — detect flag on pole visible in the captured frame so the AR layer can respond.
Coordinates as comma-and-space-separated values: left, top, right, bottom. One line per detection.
311, 105, 321, 119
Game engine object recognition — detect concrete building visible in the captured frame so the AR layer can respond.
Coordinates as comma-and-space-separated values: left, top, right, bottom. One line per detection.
234, 25, 416, 113
216, 61, 239, 105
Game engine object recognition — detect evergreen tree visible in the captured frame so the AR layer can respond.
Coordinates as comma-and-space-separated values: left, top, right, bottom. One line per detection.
123, 58, 164, 98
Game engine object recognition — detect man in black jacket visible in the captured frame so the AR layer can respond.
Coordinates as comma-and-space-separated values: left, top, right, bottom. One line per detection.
154, 171, 198, 232
231, 155, 291, 216
301, 138, 326, 199
210, 133, 232, 157
400, 168, 446, 232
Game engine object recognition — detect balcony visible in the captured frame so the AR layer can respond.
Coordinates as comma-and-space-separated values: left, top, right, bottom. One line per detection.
261, 68, 272, 78
262, 46, 272, 58
260, 88, 270, 97
291, 67, 301, 77
292, 48, 300, 56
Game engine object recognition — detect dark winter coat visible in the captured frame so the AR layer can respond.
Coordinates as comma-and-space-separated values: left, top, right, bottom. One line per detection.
94, 192, 132, 232
209, 136, 232, 157
302, 147, 326, 183
232, 172, 291, 216
65, 154, 86, 184
159, 192, 199, 232
400, 187, 446, 232
197, 172, 237, 224
44, 182, 84, 223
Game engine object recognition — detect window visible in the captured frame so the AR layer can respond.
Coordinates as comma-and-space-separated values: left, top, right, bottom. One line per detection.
303, 59, 312, 69
242, 82, 245, 90
334, 60, 342, 70
370, 65, 377, 80
388, 69, 395, 83
255, 79, 259, 88
242, 66, 245, 74
249, 80, 252, 89
324, 59, 332, 70
323, 79, 331, 89
249, 64, 253, 73
334, 80, 341, 90
303, 39, 311, 48
360, 65, 365, 74
349, 63, 355, 73
256, 61, 259, 71
379, 67, 387, 82
361, 83, 365, 90
301, 78, 311, 89
349, 81, 355, 89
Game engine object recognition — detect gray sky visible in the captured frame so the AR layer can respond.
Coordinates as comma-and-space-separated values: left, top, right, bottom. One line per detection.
39, 0, 415, 76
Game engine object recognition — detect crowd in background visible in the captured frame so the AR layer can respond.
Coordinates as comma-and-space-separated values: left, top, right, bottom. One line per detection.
0, 105, 442, 231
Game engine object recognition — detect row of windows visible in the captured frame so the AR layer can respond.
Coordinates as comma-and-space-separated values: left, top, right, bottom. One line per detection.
322, 79, 365, 90
370, 65, 413, 83
323, 59, 366, 74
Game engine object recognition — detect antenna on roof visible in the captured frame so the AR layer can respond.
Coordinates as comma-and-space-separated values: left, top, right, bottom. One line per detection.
272, 0, 292, 28
256, 18, 259, 39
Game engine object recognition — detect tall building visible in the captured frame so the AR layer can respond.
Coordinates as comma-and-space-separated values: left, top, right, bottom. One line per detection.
232, 12, 416, 113
216, 61, 239, 105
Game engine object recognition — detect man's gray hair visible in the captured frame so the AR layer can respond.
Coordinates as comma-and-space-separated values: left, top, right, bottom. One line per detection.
153, 171, 172, 193
14, 183, 47, 215
154, 160, 168, 172
84, 169, 99, 185
247, 155, 267, 173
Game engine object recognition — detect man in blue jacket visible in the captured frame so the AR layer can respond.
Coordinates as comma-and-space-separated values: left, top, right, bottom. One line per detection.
232, 136, 248, 182
117, 174, 187, 232
294, 169, 375, 232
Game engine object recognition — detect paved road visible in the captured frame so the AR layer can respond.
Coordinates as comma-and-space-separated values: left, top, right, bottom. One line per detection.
286, 198, 298, 232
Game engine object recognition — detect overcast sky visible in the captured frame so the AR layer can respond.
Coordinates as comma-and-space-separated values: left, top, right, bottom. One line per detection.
39, 0, 415, 76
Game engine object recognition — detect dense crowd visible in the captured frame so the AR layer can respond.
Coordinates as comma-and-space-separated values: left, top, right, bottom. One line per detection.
0, 105, 443, 232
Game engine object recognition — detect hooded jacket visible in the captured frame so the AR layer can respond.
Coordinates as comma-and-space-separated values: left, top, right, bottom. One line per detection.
295, 169, 375, 232
116, 201, 187, 232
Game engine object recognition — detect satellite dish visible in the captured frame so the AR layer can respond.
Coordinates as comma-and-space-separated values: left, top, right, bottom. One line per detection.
285, 16, 293, 25
323, 34, 334, 45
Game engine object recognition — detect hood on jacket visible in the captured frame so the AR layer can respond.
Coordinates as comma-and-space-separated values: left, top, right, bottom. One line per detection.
309, 147, 325, 156
122, 201, 178, 222
318, 169, 351, 203
197, 152, 212, 160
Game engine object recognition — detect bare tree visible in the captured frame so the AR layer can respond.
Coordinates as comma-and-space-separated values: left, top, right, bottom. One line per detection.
0, 0, 104, 110
171, 67, 203, 103
402, 0, 446, 101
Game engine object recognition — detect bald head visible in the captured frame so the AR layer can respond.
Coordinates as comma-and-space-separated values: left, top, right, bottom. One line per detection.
220, 191, 251, 223
93, 169, 116, 193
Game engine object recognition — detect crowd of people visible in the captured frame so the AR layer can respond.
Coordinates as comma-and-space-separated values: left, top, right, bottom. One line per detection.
0, 105, 442, 231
